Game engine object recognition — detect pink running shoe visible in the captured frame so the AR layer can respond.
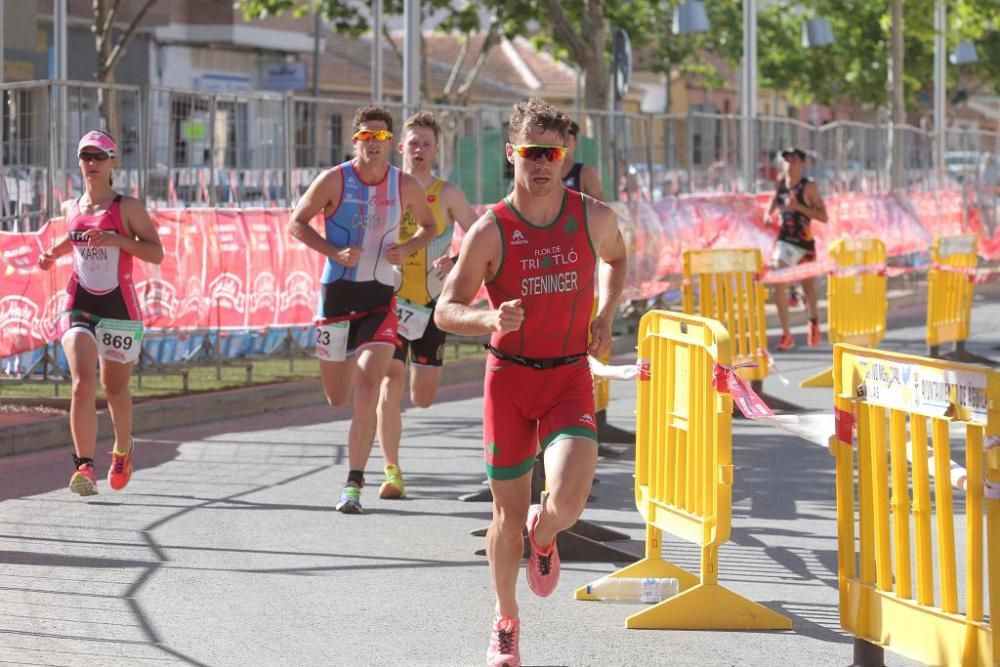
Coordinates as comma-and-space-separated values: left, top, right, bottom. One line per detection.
525, 504, 560, 597
69, 463, 98, 496
108, 440, 134, 491
487, 615, 520, 667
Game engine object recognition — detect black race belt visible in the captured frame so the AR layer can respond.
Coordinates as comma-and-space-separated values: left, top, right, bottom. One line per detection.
485, 344, 587, 370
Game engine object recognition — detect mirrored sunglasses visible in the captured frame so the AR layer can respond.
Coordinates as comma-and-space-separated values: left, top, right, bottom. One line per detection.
510, 144, 567, 162
352, 129, 393, 142
78, 151, 111, 162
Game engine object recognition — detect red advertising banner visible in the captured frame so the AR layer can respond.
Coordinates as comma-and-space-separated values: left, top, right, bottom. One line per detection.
275, 211, 324, 326
244, 209, 282, 329
204, 209, 250, 329
1, 193, 995, 359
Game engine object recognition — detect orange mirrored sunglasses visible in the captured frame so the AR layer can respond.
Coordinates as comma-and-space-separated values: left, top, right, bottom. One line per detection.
352, 129, 393, 142
510, 144, 568, 162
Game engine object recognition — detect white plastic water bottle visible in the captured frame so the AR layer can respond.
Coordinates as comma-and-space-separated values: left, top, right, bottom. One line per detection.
584, 576, 680, 603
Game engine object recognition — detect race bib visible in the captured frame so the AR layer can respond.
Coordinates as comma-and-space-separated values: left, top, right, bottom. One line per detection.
315, 322, 349, 362
396, 299, 432, 341
95, 319, 144, 364
772, 240, 808, 268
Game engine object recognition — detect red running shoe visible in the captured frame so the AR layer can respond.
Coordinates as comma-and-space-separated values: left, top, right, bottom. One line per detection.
69, 463, 98, 496
776, 333, 795, 351
108, 440, 134, 491
807, 321, 822, 347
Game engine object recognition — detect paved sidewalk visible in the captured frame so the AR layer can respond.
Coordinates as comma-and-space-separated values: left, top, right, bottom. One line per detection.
2, 294, 997, 665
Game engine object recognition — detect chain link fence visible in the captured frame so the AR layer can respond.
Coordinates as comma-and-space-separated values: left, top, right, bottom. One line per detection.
3, 79, 998, 233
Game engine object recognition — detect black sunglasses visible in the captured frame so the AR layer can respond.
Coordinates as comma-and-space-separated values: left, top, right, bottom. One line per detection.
78, 151, 111, 162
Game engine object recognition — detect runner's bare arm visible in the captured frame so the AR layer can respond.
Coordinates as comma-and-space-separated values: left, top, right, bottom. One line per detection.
38, 201, 77, 268
586, 198, 628, 357
435, 214, 521, 336
114, 197, 164, 264
803, 182, 828, 223
765, 184, 780, 222
38, 233, 72, 270
430, 183, 479, 273
443, 182, 479, 233
580, 165, 606, 202
288, 167, 354, 262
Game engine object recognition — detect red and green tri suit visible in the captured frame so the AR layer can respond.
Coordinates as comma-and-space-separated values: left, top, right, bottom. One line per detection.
482, 189, 598, 480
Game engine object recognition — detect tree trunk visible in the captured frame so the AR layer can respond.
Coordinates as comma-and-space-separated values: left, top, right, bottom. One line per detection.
539, 0, 611, 187
94, 0, 118, 133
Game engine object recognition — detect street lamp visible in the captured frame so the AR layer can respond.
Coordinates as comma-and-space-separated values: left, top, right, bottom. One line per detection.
802, 18, 834, 49
673, 1, 710, 35
950, 40, 979, 65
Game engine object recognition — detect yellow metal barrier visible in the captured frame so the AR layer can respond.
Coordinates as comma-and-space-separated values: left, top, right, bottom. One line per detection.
575, 310, 791, 630
681, 248, 769, 384
801, 238, 887, 388
831, 344, 999, 666
592, 302, 611, 414
927, 234, 978, 356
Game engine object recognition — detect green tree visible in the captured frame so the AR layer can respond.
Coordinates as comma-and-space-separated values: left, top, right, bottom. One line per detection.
652, 0, 1000, 111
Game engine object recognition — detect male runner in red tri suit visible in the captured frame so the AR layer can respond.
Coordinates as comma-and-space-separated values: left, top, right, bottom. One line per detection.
435, 98, 627, 667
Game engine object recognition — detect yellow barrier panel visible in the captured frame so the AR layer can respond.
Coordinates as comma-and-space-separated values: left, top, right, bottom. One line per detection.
927, 234, 978, 355
575, 310, 792, 631
681, 248, 769, 383
831, 344, 999, 666
592, 300, 611, 414
801, 238, 887, 388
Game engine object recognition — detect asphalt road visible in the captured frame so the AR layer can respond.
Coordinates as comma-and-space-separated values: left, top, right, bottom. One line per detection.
1, 291, 997, 666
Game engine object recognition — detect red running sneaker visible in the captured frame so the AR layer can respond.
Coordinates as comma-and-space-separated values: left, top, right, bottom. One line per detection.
807, 321, 822, 347
525, 504, 560, 597
776, 333, 795, 351
487, 615, 520, 667
108, 440, 134, 491
69, 463, 98, 496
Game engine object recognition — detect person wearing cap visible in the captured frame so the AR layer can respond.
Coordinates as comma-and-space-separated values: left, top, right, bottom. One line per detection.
766, 146, 828, 351
37, 130, 164, 496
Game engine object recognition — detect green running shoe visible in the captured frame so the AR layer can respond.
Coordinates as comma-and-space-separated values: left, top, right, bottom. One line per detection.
378, 464, 406, 499
336, 485, 363, 514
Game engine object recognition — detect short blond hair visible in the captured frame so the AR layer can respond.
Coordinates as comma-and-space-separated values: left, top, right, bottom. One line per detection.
403, 111, 440, 142
507, 98, 570, 142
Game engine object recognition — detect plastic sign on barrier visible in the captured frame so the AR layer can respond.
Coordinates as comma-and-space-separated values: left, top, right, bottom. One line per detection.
688, 249, 759, 275
938, 234, 976, 258
852, 355, 988, 424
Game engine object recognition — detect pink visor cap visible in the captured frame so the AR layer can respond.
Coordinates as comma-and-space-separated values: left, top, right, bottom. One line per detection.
77, 131, 118, 157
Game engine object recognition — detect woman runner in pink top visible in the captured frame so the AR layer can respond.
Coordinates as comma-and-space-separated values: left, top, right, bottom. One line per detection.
38, 130, 163, 496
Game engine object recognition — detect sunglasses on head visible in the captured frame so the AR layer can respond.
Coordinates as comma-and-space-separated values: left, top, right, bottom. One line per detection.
510, 144, 567, 162
352, 129, 393, 142
78, 150, 111, 162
